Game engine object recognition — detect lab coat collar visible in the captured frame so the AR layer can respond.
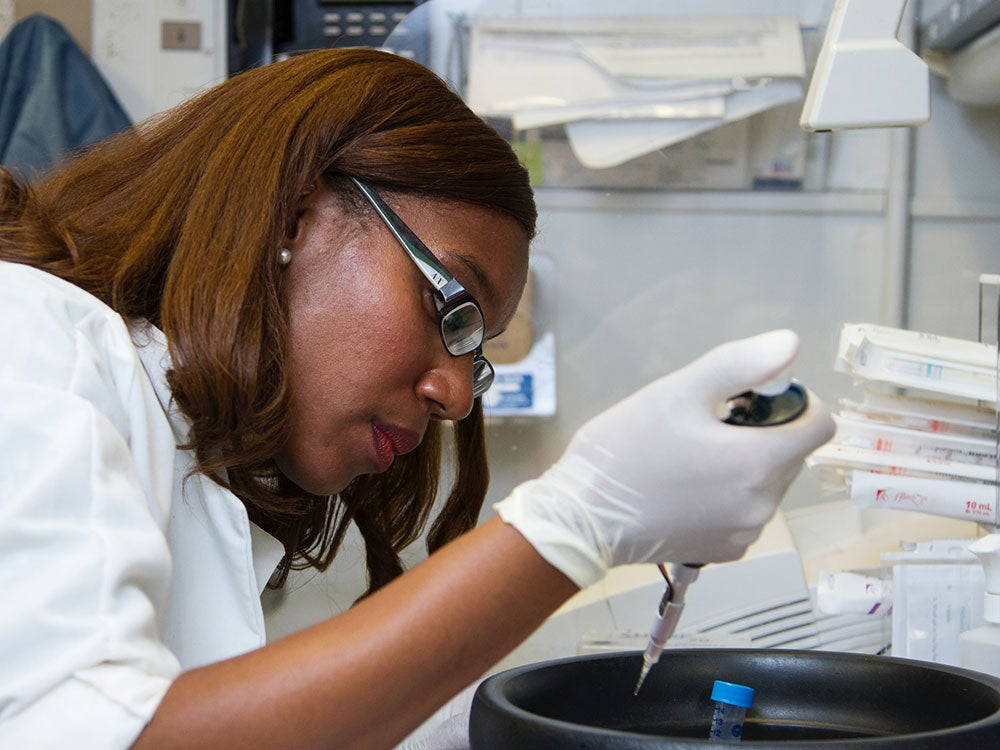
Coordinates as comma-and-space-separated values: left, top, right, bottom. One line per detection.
129, 320, 285, 595
128, 320, 189, 445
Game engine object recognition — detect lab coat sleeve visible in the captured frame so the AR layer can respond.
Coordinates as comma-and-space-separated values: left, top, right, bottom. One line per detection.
0, 293, 182, 748
395, 680, 478, 750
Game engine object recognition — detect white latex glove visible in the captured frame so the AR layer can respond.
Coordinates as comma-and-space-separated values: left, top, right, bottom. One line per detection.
495, 330, 836, 589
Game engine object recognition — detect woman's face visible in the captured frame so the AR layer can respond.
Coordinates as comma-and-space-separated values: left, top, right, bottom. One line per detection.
274, 180, 530, 496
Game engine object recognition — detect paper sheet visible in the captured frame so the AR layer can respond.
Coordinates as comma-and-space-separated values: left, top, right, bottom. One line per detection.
464, 12, 808, 169
467, 15, 804, 116
565, 78, 803, 169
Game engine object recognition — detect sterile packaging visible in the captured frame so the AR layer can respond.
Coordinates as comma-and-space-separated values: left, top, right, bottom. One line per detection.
839, 391, 997, 440
808, 444, 999, 483
835, 323, 999, 404
831, 414, 998, 466
848, 470, 999, 526
815, 569, 890, 617
884, 540, 985, 667
806, 329, 1000, 517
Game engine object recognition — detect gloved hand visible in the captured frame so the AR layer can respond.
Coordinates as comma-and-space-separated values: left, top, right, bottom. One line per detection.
495, 330, 836, 589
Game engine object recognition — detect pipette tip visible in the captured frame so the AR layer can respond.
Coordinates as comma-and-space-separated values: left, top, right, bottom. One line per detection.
633, 664, 651, 696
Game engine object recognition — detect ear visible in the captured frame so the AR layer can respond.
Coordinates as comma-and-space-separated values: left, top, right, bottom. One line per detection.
284, 183, 320, 250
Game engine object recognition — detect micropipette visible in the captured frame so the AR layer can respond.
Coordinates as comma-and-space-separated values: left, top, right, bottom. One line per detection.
633, 562, 701, 694
633, 378, 808, 696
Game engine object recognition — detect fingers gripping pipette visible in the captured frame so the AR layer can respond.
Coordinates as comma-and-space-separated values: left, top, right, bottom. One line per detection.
632, 378, 808, 696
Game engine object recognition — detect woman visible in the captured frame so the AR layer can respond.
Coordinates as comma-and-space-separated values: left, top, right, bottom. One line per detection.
0, 48, 834, 748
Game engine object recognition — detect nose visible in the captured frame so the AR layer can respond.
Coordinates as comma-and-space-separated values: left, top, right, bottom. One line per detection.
417, 351, 476, 421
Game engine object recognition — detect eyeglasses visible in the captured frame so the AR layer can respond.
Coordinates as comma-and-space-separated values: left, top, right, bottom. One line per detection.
350, 177, 495, 399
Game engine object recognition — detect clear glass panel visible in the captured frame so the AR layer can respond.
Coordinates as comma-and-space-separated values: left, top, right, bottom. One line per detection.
268, 1, 1000, 667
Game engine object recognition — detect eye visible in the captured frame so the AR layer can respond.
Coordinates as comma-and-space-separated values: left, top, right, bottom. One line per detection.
421, 287, 440, 320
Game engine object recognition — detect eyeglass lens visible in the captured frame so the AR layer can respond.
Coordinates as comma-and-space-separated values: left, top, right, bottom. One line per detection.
441, 303, 494, 398
441, 300, 485, 356
471, 353, 494, 398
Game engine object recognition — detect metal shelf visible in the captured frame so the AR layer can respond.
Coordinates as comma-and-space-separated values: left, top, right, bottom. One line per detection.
534, 188, 886, 216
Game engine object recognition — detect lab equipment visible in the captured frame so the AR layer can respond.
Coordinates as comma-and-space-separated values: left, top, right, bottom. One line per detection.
919, 0, 1000, 107
633, 378, 810, 695
471, 649, 1000, 747
709, 679, 755, 743
723, 380, 808, 427
227, 0, 430, 74
800, 0, 930, 131
808, 309, 1000, 670
960, 534, 1000, 677
633, 562, 701, 695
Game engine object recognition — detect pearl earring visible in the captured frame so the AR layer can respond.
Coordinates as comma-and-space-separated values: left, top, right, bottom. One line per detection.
278, 248, 292, 266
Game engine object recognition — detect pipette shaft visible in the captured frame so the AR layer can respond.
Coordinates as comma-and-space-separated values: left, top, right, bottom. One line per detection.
633, 563, 701, 695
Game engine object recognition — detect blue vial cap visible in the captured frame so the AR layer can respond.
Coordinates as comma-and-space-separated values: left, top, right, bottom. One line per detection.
711, 680, 755, 709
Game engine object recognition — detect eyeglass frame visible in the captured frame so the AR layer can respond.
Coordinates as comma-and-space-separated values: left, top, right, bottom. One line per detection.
349, 176, 495, 399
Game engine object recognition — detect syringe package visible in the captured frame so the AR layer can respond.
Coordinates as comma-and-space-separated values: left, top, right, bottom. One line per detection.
809, 322, 1000, 524
835, 323, 998, 404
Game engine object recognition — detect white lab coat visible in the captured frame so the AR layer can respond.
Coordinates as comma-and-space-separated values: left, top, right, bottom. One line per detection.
0, 261, 285, 749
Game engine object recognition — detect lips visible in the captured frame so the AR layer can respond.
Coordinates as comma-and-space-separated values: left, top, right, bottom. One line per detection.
370, 422, 420, 472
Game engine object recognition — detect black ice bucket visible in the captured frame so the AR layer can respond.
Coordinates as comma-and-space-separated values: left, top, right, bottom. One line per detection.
469, 649, 1000, 748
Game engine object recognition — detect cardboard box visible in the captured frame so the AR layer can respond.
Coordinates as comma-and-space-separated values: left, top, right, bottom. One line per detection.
483, 271, 534, 365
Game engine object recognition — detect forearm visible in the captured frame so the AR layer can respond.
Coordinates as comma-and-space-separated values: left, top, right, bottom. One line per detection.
133, 516, 577, 749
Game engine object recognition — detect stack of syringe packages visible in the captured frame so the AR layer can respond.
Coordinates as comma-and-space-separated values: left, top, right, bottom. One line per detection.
808, 323, 1000, 527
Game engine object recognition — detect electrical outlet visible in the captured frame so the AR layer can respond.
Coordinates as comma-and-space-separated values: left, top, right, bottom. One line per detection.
161, 20, 201, 51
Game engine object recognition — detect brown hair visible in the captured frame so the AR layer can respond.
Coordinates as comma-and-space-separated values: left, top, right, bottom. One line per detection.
0, 48, 537, 595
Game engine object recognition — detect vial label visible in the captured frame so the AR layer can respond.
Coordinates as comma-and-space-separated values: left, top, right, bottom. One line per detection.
710, 702, 746, 742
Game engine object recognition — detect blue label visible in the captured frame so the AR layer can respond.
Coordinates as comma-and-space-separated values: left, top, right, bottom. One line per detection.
492, 373, 534, 409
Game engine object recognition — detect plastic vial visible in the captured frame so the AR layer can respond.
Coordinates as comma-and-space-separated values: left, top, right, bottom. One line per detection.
708, 680, 755, 743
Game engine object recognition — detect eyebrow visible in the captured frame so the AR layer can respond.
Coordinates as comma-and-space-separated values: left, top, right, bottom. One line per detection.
450, 253, 494, 304
448, 251, 514, 338
351, 176, 510, 337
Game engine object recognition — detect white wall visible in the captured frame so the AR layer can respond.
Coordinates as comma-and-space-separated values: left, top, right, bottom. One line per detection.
0, 1, 12, 37
91, 0, 227, 123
